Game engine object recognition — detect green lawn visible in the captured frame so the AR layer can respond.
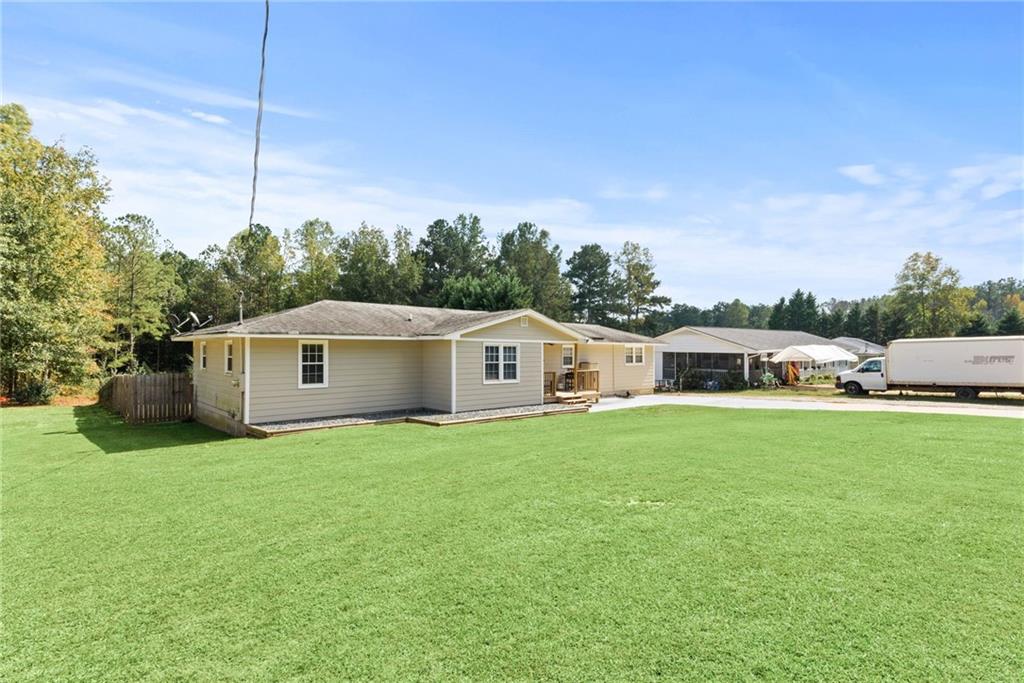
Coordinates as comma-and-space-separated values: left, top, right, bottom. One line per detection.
2, 405, 1021, 681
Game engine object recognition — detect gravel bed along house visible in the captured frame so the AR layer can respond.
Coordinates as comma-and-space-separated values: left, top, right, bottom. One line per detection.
248, 403, 588, 436
407, 403, 588, 426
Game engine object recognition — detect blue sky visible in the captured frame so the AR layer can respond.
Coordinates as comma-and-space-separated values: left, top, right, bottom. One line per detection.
5, 2, 1022, 306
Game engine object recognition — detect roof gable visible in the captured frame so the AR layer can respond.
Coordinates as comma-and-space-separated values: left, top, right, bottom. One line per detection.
461, 314, 581, 341
658, 326, 833, 352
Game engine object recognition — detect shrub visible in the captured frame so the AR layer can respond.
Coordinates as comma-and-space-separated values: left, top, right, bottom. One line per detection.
676, 369, 707, 391
12, 380, 57, 405
720, 371, 749, 391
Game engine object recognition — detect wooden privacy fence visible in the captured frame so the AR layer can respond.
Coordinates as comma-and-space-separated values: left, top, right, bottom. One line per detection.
99, 373, 193, 424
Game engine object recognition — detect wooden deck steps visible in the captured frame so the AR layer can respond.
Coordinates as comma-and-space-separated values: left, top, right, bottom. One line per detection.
554, 391, 600, 406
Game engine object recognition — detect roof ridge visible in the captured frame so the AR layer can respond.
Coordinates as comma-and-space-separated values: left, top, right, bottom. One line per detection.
315, 299, 522, 317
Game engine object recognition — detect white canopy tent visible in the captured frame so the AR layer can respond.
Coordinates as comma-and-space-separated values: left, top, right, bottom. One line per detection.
769, 344, 859, 365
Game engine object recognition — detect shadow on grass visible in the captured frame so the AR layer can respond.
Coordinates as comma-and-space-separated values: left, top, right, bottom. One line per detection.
840, 391, 1024, 407
72, 405, 230, 454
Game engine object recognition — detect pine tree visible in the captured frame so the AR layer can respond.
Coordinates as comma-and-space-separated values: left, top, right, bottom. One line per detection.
767, 297, 787, 329
496, 222, 571, 319
415, 214, 492, 305
101, 214, 182, 372
615, 242, 670, 332
958, 313, 993, 337
564, 243, 621, 324
862, 302, 883, 343
844, 303, 864, 338
438, 269, 532, 311
996, 308, 1024, 335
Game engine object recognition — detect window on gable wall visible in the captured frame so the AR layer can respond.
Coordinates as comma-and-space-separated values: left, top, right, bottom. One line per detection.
483, 344, 519, 383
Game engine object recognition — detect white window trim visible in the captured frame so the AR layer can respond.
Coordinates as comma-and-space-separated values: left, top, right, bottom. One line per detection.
224, 340, 234, 374
625, 345, 645, 366
561, 344, 575, 369
482, 342, 520, 384
297, 339, 329, 389
200, 341, 207, 371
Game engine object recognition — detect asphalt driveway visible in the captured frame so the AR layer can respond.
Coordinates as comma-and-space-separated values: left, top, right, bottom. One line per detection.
591, 393, 1024, 419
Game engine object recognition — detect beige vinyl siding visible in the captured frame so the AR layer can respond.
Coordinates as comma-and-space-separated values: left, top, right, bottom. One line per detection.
541, 342, 655, 395
462, 316, 577, 342
420, 340, 452, 412
455, 340, 542, 411
248, 339, 423, 423
193, 338, 243, 431
577, 343, 655, 395
543, 343, 570, 375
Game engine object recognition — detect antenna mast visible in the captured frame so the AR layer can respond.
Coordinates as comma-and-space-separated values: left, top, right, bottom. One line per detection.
248, 0, 270, 230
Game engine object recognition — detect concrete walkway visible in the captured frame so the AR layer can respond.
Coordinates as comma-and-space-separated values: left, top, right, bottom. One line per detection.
591, 393, 1024, 420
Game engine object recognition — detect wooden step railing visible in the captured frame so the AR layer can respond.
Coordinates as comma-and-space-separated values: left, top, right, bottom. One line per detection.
544, 371, 558, 397
574, 369, 600, 393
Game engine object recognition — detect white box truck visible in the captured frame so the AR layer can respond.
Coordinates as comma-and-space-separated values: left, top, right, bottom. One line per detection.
835, 336, 1024, 399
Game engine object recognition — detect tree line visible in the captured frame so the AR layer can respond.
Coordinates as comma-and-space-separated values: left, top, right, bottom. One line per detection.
3, 103, 1022, 400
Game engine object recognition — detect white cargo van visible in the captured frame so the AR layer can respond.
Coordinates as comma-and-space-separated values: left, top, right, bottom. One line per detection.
835, 336, 1024, 399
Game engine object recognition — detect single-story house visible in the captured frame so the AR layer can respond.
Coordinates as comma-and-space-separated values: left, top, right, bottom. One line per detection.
831, 336, 886, 362
654, 326, 838, 384
174, 300, 659, 435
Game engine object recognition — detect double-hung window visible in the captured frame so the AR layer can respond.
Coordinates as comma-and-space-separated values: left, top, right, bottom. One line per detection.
224, 341, 234, 373
561, 345, 575, 368
483, 343, 519, 383
200, 342, 207, 370
625, 345, 645, 365
299, 341, 328, 388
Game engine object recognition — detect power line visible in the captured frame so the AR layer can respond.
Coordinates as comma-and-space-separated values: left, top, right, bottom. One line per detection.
248, 0, 269, 229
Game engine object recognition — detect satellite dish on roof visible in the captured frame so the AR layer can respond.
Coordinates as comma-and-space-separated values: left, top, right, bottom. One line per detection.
168, 311, 213, 334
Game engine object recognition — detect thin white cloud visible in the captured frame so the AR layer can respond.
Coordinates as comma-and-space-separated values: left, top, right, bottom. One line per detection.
598, 182, 670, 201
188, 110, 230, 125
82, 66, 315, 119
838, 164, 885, 186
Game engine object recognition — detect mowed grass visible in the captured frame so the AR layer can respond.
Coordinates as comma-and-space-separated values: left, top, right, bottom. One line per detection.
2, 405, 1021, 681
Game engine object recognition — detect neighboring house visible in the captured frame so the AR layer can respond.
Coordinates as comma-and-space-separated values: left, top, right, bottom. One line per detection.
832, 336, 886, 362
175, 300, 659, 435
655, 326, 836, 384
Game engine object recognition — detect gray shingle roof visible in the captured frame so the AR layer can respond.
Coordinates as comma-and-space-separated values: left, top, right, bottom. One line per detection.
662, 326, 833, 352
188, 300, 528, 338
562, 322, 659, 345
179, 299, 662, 345
832, 336, 886, 355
